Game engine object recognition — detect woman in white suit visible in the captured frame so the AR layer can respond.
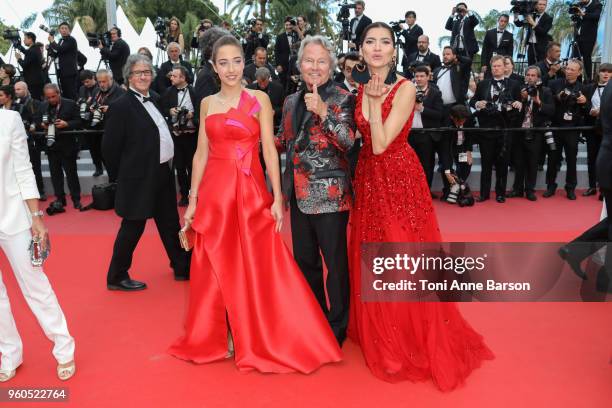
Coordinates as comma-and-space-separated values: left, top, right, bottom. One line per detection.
0, 109, 75, 381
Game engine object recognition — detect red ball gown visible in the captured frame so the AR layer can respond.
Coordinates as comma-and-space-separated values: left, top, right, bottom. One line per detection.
349, 79, 494, 390
169, 91, 342, 373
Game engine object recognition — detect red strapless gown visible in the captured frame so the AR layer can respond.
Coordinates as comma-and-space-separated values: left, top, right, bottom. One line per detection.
169, 91, 341, 373
348, 80, 494, 390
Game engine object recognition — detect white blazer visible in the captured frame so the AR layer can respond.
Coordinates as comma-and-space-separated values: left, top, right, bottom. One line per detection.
0, 109, 39, 235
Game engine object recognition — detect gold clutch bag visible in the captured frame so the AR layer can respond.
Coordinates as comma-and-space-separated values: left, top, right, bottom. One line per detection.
178, 224, 195, 251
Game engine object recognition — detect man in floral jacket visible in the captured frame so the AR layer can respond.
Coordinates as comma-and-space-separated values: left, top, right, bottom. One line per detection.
275, 35, 355, 346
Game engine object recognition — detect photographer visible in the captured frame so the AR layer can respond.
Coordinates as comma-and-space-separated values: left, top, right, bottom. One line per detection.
275, 17, 300, 88
191, 19, 213, 55
161, 66, 198, 207
14, 82, 45, 200
582, 63, 611, 197
349, 1, 372, 51
14, 32, 45, 100
155, 42, 193, 95
36, 84, 82, 213
78, 70, 97, 103
98, 27, 130, 85
87, 69, 125, 177
244, 47, 279, 84
510, 66, 554, 201
445, 2, 479, 58
399, 11, 423, 62
481, 14, 514, 74
571, 0, 603, 81
409, 65, 444, 189
544, 59, 590, 200
514, 0, 552, 66
471, 55, 522, 203
537, 41, 564, 86
446, 105, 476, 199
244, 18, 270, 64
405, 35, 441, 78
47, 22, 79, 100
247, 67, 284, 129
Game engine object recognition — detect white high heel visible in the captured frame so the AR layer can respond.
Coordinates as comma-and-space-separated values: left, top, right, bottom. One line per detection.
57, 360, 76, 381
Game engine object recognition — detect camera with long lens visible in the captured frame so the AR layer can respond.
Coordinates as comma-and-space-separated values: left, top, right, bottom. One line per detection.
42, 110, 57, 148
510, 0, 538, 17
2, 28, 21, 46
454, 3, 469, 17
447, 182, 461, 204
86, 31, 111, 48
172, 107, 190, 130
78, 97, 92, 121
389, 20, 404, 33
90, 102, 105, 127
154, 17, 169, 35
543, 121, 556, 151
39, 24, 56, 36
337, 0, 357, 21
522, 83, 541, 97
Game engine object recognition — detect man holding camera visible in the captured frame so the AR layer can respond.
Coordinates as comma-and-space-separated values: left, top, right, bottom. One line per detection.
510, 66, 554, 201
445, 3, 479, 58
15, 32, 45, 101
571, 0, 603, 81
245, 18, 270, 64
515, 0, 553, 66
155, 43, 193, 95
399, 11, 423, 63
98, 27, 130, 85
160, 66, 198, 207
191, 19, 213, 61
545, 59, 590, 200
275, 17, 300, 89
481, 14, 514, 74
349, 1, 372, 51
244, 47, 279, 84
47, 22, 79, 100
582, 63, 611, 197
410, 65, 444, 189
471, 55, 522, 203
537, 41, 565, 86
405, 36, 441, 79
247, 67, 285, 129
37, 84, 82, 213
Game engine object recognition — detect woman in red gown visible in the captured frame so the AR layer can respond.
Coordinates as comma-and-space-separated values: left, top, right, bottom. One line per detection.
348, 23, 494, 391
168, 35, 341, 373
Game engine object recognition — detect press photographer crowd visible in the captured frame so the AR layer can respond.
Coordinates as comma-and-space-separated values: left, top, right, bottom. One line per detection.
0, 0, 608, 215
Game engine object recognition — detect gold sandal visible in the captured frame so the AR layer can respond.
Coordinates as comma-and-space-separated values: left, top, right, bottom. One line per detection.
57, 361, 76, 381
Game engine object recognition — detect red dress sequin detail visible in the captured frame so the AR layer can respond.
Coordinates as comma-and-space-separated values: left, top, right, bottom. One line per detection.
348, 80, 494, 391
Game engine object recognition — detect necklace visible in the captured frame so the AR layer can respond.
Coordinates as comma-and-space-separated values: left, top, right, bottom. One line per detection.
216, 92, 241, 106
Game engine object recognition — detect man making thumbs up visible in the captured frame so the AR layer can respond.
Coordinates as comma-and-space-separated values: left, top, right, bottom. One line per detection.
274, 35, 356, 346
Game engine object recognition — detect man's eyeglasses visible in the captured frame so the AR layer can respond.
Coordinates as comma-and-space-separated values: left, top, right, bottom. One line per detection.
131, 70, 153, 78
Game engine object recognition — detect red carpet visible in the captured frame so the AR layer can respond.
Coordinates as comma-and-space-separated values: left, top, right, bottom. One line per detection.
1, 192, 611, 407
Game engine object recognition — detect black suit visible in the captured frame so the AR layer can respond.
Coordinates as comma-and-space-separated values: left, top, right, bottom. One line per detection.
512, 85, 555, 194
37, 98, 81, 203
154, 59, 193, 95
244, 32, 270, 64
432, 57, 472, 105
515, 13, 552, 65
102, 91, 190, 284
88, 83, 126, 173
546, 78, 591, 191
405, 51, 441, 78
481, 29, 514, 69
47, 36, 79, 99
409, 85, 444, 188
16, 44, 45, 100
246, 81, 284, 128
572, 0, 603, 80
582, 82, 606, 189
274, 32, 295, 86
400, 24, 423, 62
470, 78, 522, 198
445, 14, 479, 57
349, 14, 373, 50
194, 61, 219, 102
14, 96, 44, 195
160, 85, 200, 199
99, 38, 131, 85
243, 62, 279, 84
565, 80, 612, 292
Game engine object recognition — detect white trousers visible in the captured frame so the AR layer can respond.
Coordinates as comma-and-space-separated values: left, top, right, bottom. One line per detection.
0, 229, 75, 371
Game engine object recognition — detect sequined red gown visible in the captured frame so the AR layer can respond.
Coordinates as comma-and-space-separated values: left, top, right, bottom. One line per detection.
349, 80, 494, 391
169, 91, 342, 373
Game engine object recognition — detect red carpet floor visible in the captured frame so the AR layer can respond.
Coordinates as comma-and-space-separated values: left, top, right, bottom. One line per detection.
1, 191, 611, 407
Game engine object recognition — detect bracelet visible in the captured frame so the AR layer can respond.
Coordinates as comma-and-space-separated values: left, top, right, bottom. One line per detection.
31, 210, 44, 218
188, 189, 198, 198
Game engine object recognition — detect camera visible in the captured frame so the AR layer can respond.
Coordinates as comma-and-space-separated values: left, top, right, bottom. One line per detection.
172, 107, 190, 130
447, 183, 461, 204
337, 1, 357, 21
42, 111, 57, 148
2, 28, 21, 46
389, 20, 404, 33
39, 24, 56, 36
155, 17, 169, 35
90, 102, 105, 127
510, 0, 538, 17
415, 89, 426, 104
567, 1, 582, 14
544, 121, 556, 151
78, 98, 92, 121
86, 31, 111, 48
522, 83, 541, 97
558, 88, 580, 106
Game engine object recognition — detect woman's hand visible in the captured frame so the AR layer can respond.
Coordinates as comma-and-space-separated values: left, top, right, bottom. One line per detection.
270, 199, 284, 233
364, 74, 390, 102
183, 200, 197, 227
31, 217, 48, 251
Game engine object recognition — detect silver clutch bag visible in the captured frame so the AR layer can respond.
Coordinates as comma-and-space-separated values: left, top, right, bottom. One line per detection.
29, 236, 50, 266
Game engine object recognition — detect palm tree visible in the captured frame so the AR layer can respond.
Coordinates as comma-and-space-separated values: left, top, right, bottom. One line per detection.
547, 0, 574, 46
43, 0, 114, 32
228, 0, 290, 22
